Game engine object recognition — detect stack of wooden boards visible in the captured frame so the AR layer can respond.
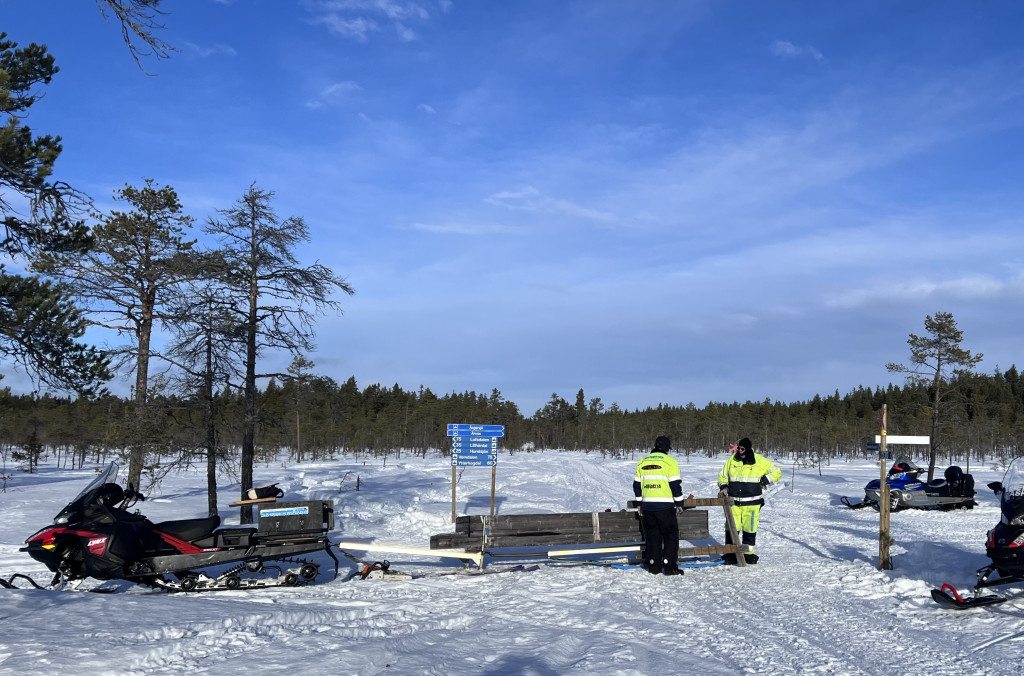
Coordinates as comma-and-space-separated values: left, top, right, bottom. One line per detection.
429, 497, 748, 565
430, 503, 714, 551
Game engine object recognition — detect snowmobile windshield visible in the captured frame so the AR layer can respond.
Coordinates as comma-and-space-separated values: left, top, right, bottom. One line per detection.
54, 462, 120, 524
890, 458, 923, 478
999, 459, 1024, 517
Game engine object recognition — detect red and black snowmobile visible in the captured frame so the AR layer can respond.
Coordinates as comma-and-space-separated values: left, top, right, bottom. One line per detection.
932, 457, 1024, 609
16, 462, 338, 592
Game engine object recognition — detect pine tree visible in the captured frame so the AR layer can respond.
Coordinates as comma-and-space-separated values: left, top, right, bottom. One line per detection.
205, 184, 354, 523
887, 311, 983, 480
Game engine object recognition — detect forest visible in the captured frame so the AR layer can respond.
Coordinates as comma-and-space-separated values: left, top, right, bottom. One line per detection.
3, 363, 1023, 480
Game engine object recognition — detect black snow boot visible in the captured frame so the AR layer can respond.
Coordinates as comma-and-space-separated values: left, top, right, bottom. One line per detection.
744, 553, 759, 565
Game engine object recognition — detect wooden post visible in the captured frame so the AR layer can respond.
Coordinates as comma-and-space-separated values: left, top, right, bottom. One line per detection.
451, 465, 457, 523
879, 404, 892, 570
490, 465, 496, 516
720, 490, 747, 568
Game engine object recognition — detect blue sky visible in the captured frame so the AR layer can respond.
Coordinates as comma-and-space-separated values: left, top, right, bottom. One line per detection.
4, 0, 1024, 416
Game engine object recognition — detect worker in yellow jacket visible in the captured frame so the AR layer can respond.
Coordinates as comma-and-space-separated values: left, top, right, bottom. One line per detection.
717, 437, 782, 565
633, 436, 686, 575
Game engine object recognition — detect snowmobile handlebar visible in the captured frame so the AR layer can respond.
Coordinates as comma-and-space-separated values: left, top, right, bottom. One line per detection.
122, 482, 145, 505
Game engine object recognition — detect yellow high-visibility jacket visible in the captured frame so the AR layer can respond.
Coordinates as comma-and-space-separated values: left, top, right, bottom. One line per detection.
633, 451, 684, 509
718, 453, 782, 506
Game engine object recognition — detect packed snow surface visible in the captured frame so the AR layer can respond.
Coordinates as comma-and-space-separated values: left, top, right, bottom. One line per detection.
1, 451, 1021, 675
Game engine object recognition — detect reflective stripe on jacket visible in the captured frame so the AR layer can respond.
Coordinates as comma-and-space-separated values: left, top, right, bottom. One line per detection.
717, 453, 782, 505
633, 451, 684, 509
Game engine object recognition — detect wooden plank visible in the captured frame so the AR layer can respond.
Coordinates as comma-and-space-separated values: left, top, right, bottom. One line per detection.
548, 543, 749, 558
720, 490, 746, 568
432, 511, 710, 549
336, 540, 485, 569
430, 529, 713, 550
460, 510, 707, 536
230, 497, 279, 506
627, 498, 725, 508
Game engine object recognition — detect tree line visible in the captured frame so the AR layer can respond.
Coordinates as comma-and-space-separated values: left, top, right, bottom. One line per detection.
3, 362, 1022, 473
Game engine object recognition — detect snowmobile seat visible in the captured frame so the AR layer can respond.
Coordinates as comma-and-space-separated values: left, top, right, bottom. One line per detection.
155, 515, 221, 541
960, 473, 975, 497
926, 467, 975, 498
943, 466, 974, 497
191, 527, 257, 548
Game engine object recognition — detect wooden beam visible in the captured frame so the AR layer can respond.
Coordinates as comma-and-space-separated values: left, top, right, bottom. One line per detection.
336, 541, 485, 569
230, 497, 278, 506
720, 490, 746, 568
548, 543, 749, 559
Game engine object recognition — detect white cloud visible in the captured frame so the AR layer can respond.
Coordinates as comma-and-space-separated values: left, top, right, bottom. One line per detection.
305, 81, 362, 108
184, 42, 237, 57
770, 40, 825, 62
417, 103, 437, 114
485, 187, 619, 224
308, 0, 445, 42
315, 15, 380, 41
410, 221, 524, 235
827, 275, 1012, 309
323, 81, 362, 96
395, 23, 418, 41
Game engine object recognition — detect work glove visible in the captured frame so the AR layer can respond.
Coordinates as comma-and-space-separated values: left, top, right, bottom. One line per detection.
760, 476, 770, 487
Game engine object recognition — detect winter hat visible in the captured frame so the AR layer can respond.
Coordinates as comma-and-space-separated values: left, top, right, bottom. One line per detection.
737, 438, 752, 452
654, 436, 671, 451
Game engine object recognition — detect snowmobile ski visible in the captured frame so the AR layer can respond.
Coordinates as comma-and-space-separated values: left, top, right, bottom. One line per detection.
930, 583, 1006, 610
840, 496, 873, 510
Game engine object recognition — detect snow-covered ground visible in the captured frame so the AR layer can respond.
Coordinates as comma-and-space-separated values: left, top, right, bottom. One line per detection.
0, 451, 1020, 676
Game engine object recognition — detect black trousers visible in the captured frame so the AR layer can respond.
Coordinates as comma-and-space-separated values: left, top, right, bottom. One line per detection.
642, 508, 679, 570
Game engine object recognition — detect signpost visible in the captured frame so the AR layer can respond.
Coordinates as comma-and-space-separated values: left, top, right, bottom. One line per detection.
874, 423, 930, 570
879, 405, 891, 570
447, 423, 504, 521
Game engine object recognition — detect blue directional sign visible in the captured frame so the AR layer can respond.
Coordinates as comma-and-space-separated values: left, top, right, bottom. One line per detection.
866, 443, 880, 452
447, 424, 505, 438
451, 437, 498, 451
452, 452, 498, 467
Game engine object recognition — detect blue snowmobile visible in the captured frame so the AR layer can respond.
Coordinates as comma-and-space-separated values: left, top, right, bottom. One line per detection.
841, 457, 976, 511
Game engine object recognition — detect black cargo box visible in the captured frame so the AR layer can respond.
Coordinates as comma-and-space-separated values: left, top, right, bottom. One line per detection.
257, 500, 334, 537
